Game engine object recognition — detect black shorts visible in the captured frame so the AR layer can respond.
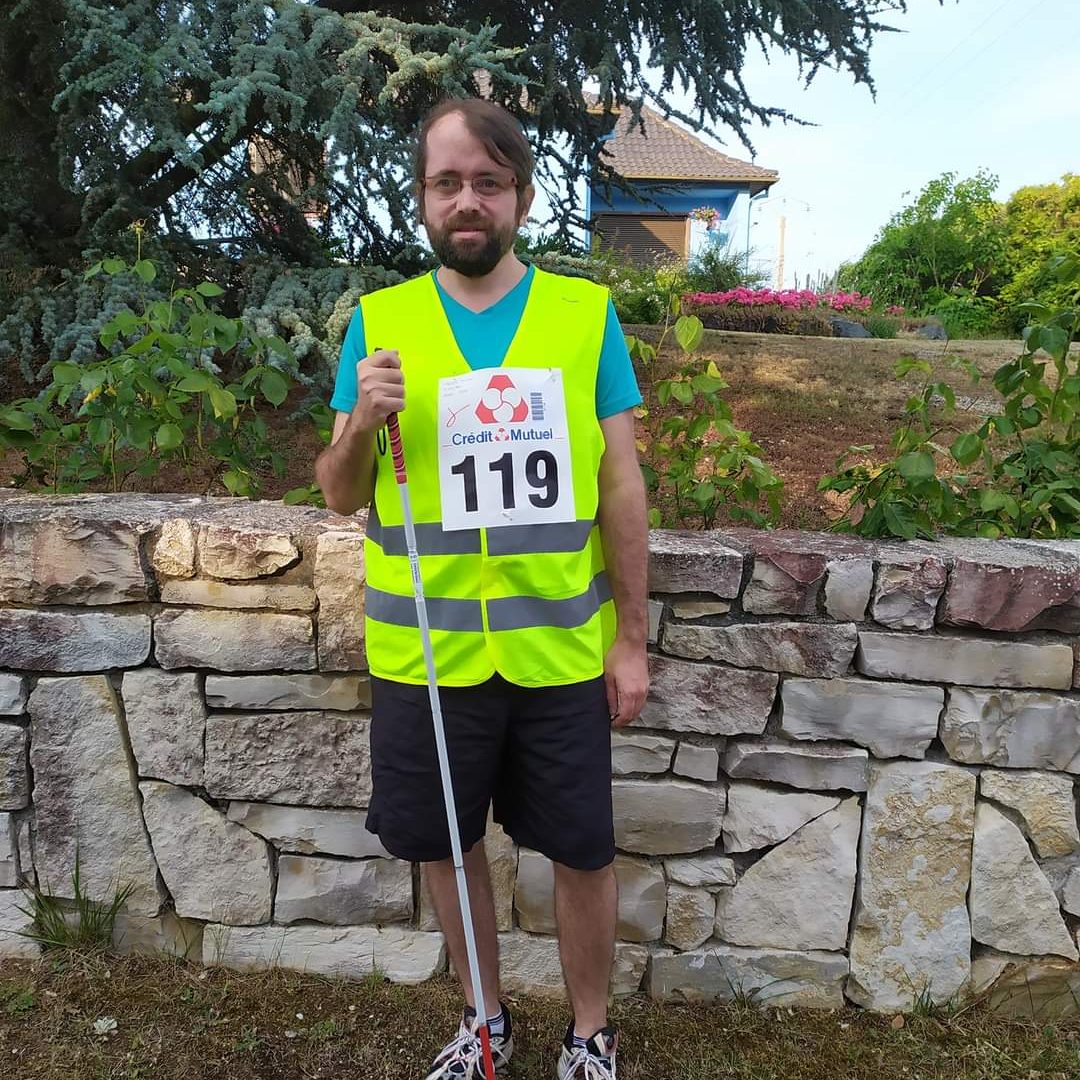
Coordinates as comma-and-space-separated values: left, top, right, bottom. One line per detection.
365, 674, 615, 871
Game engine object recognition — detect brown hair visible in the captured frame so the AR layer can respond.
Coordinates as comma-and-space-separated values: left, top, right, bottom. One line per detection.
414, 98, 533, 207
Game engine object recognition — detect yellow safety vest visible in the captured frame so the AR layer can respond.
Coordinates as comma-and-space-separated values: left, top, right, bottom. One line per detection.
360, 267, 617, 687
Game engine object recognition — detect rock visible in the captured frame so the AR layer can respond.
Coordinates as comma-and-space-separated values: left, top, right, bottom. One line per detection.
151, 519, 196, 578
857, 631, 1073, 689
13, 814, 32, 884
0, 889, 39, 958
121, 670, 205, 785
715, 798, 860, 951
724, 739, 868, 791
941, 551, 1080, 632
663, 622, 858, 678
112, 911, 204, 958
742, 552, 827, 616
673, 744, 719, 782
0, 724, 28, 810
0, 814, 15, 887
140, 781, 272, 925
831, 317, 872, 338
154, 610, 315, 672
204, 923, 446, 984
612, 780, 724, 855
647, 944, 848, 1008
647, 599, 663, 644
979, 770, 1079, 857
197, 524, 298, 580
0, 518, 147, 604
870, 557, 948, 631
515, 852, 665, 942
824, 559, 873, 621
723, 783, 840, 853
161, 580, 317, 611
611, 732, 675, 775
28, 677, 164, 917
670, 599, 730, 618
664, 854, 736, 889
204, 712, 371, 806
648, 531, 744, 596
0, 610, 151, 671
0, 674, 27, 715
275, 854, 412, 925
636, 655, 776, 736
969, 801, 1076, 959
915, 323, 947, 341
979, 955, 1080, 1017
206, 674, 371, 711
779, 677, 942, 759
941, 687, 1080, 771
1064, 868, 1080, 916
665, 885, 715, 951
314, 531, 366, 672
1039, 851, 1080, 911
847, 761, 975, 1012
497, 931, 646, 997
226, 803, 390, 858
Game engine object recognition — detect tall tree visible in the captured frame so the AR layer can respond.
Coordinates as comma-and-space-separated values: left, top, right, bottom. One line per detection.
1, 0, 915, 276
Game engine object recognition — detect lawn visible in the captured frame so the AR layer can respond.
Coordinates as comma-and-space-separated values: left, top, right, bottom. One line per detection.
2, 952, 1079, 1080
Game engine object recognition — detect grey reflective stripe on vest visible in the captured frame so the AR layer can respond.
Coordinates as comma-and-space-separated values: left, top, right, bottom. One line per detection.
366, 587, 484, 633
487, 571, 612, 632
485, 519, 597, 556
367, 507, 481, 556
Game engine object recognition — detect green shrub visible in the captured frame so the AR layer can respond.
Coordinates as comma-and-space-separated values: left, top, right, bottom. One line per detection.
682, 301, 834, 337
864, 315, 900, 339
684, 243, 764, 295
930, 293, 1002, 339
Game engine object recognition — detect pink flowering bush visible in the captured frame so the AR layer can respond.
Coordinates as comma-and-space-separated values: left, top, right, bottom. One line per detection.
684, 286, 875, 314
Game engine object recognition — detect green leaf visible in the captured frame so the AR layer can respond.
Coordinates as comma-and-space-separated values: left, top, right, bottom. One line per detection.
208, 386, 237, 420
195, 281, 225, 297
134, 259, 157, 283
976, 522, 1001, 539
978, 489, 1007, 512
260, 368, 288, 407
283, 485, 316, 505
175, 372, 212, 393
50, 362, 82, 385
103, 258, 126, 275
0, 407, 36, 432
671, 381, 694, 406
221, 469, 250, 495
950, 432, 982, 465
1039, 325, 1069, 361
83, 261, 103, 280
883, 501, 917, 539
155, 423, 184, 451
674, 315, 703, 355
646, 507, 662, 528
897, 450, 935, 481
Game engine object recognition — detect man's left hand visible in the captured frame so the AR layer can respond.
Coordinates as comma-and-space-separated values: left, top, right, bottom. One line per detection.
603, 636, 649, 728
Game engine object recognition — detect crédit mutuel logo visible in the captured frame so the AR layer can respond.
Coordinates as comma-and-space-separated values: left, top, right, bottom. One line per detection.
450, 374, 554, 446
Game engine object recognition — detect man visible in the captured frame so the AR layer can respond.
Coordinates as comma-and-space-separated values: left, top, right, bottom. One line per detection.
314, 97, 648, 1080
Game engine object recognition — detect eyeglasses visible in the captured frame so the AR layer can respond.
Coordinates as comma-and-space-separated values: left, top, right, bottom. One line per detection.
422, 174, 517, 200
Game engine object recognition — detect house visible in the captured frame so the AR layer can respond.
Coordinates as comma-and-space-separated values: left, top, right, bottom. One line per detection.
587, 104, 778, 265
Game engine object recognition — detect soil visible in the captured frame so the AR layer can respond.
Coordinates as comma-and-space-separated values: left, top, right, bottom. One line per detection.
0, 330, 1028, 530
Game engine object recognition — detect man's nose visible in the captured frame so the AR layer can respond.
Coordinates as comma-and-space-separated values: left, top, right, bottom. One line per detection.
454, 181, 482, 210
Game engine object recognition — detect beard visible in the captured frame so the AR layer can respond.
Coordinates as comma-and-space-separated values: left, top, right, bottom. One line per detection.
426, 214, 517, 278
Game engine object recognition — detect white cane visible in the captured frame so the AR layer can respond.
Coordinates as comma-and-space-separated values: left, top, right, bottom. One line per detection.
385, 412, 498, 1080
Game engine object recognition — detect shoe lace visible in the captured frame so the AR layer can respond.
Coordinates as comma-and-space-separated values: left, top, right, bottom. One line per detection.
563, 1044, 616, 1080
427, 1024, 486, 1079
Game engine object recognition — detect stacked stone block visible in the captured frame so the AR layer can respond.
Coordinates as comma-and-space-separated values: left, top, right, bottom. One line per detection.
0, 495, 1078, 1015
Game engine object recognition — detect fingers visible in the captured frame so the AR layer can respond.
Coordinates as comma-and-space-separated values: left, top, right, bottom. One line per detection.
604, 669, 619, 721
610, 680, 647, 728
354, 349, 404, 430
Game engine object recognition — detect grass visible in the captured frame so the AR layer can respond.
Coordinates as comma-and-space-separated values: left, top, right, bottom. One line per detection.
1, 952, 1079, 1079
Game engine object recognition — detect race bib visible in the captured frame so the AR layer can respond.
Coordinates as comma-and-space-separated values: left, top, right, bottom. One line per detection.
438, 368, 576, 531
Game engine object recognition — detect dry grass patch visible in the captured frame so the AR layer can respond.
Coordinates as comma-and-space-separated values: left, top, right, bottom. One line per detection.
2, 953, 1080, 1079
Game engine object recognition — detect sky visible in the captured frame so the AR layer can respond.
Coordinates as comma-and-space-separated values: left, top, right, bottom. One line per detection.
654, 0, 1080, 288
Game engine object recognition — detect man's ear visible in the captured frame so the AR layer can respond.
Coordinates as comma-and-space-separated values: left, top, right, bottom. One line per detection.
415, 183, 425, 225
517, 183, 536, 228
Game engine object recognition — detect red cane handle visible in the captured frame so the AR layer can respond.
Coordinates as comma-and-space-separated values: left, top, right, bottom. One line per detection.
478, 1025, 497, 1080
386, 413, 407, 485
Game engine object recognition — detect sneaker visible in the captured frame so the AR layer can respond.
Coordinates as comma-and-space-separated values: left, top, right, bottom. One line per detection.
556, 1023, 618, 1079
424, 1003, 514, 1079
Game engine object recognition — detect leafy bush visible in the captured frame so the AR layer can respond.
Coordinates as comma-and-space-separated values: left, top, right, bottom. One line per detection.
930, 293, 1002, 339
0, 254, 301, 497
682, 300, 834, 337
864, 315, 900, 339
683, 243, 764, 295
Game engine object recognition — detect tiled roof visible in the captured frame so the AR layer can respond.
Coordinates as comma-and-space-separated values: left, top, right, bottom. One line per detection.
597, 103, 778, 186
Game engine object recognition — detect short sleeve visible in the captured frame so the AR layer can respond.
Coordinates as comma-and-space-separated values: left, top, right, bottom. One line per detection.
329, 306, 367, 413
596, 298, 643, 419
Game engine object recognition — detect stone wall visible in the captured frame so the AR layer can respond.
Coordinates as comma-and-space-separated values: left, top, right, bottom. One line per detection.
1, 494, 1079, 1014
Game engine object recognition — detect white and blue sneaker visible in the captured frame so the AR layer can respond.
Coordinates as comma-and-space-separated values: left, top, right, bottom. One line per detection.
556, 1023, 618, 1079
424, 1003, 514, 1079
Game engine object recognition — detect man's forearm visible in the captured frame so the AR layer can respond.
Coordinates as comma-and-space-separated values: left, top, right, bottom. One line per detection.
597, 471, 649, 645
314, 415, 378, 515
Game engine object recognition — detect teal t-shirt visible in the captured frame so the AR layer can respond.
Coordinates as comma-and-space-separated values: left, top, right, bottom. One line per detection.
329, 265, 642, 419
